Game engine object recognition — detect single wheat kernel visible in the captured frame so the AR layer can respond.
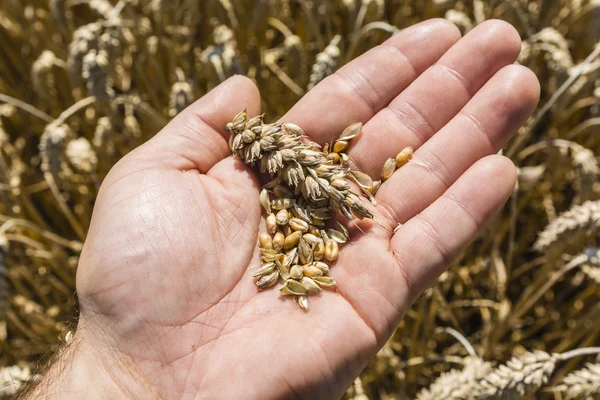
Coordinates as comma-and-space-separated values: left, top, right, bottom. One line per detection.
339, 122, 363, 141
303, 265, 324, 277
302, 276, 322, 293
368, 180, 382, 195
261, 248, 280, 261
281, 279, 308, 295
313, 261, 330, 273
277, 259, 291, 280
257, 271, 279, 289
284, 231, 302, 249
253, 262, 276, 277
333, 140, 349, 153
395, 146, 413, 168
290, 265, 303, 279
266, 213, 277, 234
276, 209, 290, 225
259, 189, 271, 213
382, 157, 397, 180
331, 178, 350, 190
313, 240, 325, 260
351, 170, 374, 190
272, 232, 285, 251
298, 238, 313, 264
308, 225, 321, 236
325, 239, 339, 261
259, 232, 273, 249
302, 233, 320, 246
241, 129, 256, 143
314, 276, 337, 288
327, 229, 348, 244
282, 122, 305, 136
327, 152, 341, 163
340, 153, 350, 167
297, 295, 309, 311
289, 218, 309, 232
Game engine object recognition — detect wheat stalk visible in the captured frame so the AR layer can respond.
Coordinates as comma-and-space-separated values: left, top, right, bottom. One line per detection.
534, 200, 600, 251
551, 362, 600, 399
472, 350, 558, 399
307, 35, 341, 90
472, 348, 600, 399
417, 357, 493, 400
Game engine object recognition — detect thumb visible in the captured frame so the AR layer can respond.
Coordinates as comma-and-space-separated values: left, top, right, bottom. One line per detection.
143, 75, 262, 173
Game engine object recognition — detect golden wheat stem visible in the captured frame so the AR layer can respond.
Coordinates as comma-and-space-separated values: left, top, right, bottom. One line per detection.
56, 96, 95, 124
510, 254, 587, 323
45, 171, 87, 241
437, 327, 478, 357
0, 219, 82, 251
558, 347, 600, 361
346, 21, 398, 61
566, 116, 600, 139
264, 50, 305, 97
267, 17, 294, 38
0, 93, 53, 123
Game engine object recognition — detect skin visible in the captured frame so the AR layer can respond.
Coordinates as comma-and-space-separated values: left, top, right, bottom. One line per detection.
26, 19, 539, 399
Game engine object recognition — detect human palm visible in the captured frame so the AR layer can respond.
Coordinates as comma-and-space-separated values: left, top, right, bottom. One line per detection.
54, 20, 539, 400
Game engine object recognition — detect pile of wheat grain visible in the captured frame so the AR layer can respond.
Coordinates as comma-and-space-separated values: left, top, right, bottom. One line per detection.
1, 0, 600, 399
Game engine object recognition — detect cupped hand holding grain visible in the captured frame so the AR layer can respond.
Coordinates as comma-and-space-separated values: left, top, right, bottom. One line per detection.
28, 19, 539, 399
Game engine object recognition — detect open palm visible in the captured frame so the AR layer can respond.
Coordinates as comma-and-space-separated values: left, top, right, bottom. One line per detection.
61, 19, 539, 400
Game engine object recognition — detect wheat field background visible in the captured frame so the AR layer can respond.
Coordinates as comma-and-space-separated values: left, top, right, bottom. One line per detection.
1, 0, 600, 398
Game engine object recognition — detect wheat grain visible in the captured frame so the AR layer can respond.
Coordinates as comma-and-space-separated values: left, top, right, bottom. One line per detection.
417, 357, 493, 400
82, 49, 115, 102
65, 138, 97, 174
67, 22, 102, 87
534, 200, 600, 251
39, 124, 72, 178
31, 51, 60, 100
445, 10, 474, 33
473, 0, 487, 25
307, 35, 341, 90
168, 80, 194, 117
472, 351, 558, 399
530, 27, 573, 71
552, 362, 600, 399
228, 111, 375, 308
92, 116, 114, 156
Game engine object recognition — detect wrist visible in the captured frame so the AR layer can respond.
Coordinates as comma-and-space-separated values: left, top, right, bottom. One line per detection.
22, 318, 151, 399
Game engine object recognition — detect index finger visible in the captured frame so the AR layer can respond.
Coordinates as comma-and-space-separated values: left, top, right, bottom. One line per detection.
280, 19, 461, 143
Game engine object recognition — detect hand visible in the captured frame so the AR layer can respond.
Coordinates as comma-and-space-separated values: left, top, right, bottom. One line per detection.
28, 19, 539, 399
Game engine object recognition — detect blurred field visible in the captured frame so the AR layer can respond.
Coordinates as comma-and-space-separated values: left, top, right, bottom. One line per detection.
1, 0, 600, 398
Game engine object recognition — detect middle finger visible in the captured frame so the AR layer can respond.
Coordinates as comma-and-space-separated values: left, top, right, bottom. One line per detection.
347, 20, 522, 178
